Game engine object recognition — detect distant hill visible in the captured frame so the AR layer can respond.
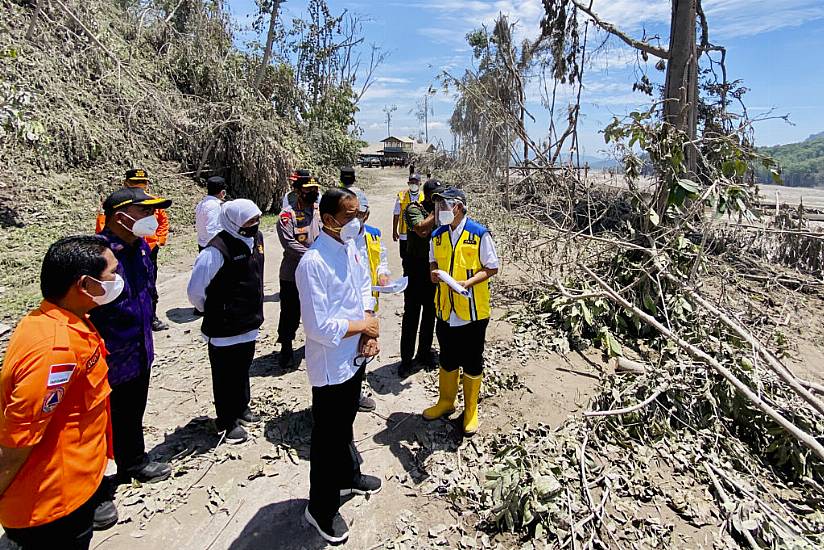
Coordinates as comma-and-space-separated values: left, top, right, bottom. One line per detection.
757, 133, 824, 188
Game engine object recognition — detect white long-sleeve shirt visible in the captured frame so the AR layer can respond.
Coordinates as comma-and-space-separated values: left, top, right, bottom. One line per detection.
195, 195, 223, 248
295, 231, 374, 387
187, 244, 259, 347
429, 216, 499, 327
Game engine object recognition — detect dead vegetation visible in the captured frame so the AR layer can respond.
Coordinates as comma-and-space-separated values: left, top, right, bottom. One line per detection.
411, 2, 824, 548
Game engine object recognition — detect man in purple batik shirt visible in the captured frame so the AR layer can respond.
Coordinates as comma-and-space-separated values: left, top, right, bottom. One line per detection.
89, 187, 173, 486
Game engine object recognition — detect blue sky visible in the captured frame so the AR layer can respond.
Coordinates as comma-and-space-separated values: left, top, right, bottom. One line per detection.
227, 0, 824, 158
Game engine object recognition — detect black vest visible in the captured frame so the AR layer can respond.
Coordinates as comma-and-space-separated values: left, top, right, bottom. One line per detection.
201, 231, 265, 338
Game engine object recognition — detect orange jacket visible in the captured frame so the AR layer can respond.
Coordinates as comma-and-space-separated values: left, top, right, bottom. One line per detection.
95, 209, 169, 249
0, 301, 111, 528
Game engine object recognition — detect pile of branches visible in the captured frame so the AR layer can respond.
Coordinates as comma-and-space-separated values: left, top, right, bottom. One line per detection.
431, 110, 824, 547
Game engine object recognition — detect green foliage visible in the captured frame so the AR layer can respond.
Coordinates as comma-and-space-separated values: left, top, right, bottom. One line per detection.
603, 106, 779, 224
757, 133, 824, 188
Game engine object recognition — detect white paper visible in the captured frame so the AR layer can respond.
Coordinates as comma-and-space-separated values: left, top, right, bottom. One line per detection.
371, 276, 408, 294
434, 270, 470, 297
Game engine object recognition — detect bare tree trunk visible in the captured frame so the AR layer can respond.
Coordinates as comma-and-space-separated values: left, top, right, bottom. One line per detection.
663, 0, 698, 151
254, 0, 283, 91
656, 0, 698, 217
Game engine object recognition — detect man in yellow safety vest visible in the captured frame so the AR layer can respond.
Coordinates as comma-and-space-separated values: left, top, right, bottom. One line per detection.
423, 187, 499, 436
392, 174, 421, 272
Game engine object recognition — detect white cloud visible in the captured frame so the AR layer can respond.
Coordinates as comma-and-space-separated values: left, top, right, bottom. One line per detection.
375, 77, 413, 84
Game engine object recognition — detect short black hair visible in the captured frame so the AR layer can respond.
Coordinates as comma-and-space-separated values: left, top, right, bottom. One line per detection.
207, 176, 227, 196
41, 236, 110, 302
320, 188, 357, 218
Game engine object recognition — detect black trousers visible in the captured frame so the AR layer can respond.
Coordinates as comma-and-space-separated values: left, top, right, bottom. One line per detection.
400, 260, 436, 363
149, 246, 160, 314
399, 240, 408, 275
110, 369, 151, 473
278, 279, 300, 344
309, 365, 365, 526
208, 340, 255, 431
3, 483, 101, 550
436, 318, 489, 376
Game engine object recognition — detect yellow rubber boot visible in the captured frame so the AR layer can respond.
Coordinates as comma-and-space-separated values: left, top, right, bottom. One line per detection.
462, 373, 483, 435
423, 368, 459, 420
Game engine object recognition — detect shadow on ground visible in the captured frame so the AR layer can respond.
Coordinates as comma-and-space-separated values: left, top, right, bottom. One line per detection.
228, 498, 325, 550
263, 407, 313, 462
366, 361, 416, 396
166, 307, 200, 324
148, 416, 223, 462
371, 411, 462, 484
250, 347, 305, 377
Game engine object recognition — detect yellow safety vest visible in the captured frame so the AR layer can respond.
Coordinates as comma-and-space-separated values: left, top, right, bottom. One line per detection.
364, 225, 383, 312
396, 190, 419, 236
431, 218, 491, 322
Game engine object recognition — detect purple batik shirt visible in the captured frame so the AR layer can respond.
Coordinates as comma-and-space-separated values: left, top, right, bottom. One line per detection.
90, 229, 155, 386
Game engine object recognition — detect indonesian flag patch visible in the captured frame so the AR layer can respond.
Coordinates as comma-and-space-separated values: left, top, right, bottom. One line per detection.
47, 363, 76, 387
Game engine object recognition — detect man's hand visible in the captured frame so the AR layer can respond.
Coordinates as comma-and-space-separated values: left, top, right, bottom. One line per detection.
430, 270, 441, 284
459, 280, 472, 290
359, 336, 380, 358
362, 316, 380, 338
378, 274, 390, 286
392, 230, 399, 242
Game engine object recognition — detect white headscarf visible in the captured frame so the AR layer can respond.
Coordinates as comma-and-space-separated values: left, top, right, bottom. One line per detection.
219, 199, 262, 247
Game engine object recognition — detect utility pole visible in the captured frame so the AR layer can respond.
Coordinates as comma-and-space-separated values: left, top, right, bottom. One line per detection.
424, 85, 435, 143
383, 104, 397, 138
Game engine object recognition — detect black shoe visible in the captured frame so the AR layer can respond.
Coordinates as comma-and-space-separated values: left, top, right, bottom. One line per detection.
304, 506, 349, 545
92, 500, 118, 531
340, 474, 382, 497
237, 409, 260, 426
126, 461, 172, 483
358, 394, 376, 412
151, 317, 169, 331
398, 360, 413, 377
278, 343, 294, 370
224, 424, 248, 444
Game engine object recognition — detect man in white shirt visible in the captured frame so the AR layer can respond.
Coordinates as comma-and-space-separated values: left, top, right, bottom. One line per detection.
425, 187, 499, 436
295, 188, 382, 545
187, 199, 264, 445
195, 176, 226, 251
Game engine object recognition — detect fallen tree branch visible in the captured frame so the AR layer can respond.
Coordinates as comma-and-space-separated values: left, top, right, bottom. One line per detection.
579, 264, 824, 462
584, 382, 669, 417
665, 273, 824, 418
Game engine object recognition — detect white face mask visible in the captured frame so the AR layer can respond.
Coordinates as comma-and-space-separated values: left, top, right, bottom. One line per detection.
339, 218, 362, 243
409, 184, 420, 194
88, 274, 125, 306
120, 213, 158, 237
438, 207, 455, 226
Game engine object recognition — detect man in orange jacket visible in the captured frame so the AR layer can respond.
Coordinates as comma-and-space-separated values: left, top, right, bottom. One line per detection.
0, 235, 120, 549
96, 169, 170, 331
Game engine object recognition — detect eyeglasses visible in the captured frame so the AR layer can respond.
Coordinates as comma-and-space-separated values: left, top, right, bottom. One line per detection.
354, 354, 375, 368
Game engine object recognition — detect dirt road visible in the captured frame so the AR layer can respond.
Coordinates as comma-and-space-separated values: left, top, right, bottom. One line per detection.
1, 168, 600, 550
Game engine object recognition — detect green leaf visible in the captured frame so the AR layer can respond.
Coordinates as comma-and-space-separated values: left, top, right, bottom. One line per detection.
580, 302, 593, 326
677, 179, 700, 195
643, 294, 657, 315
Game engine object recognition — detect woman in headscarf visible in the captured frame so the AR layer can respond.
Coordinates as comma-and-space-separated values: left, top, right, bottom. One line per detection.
187, 199, 264, 444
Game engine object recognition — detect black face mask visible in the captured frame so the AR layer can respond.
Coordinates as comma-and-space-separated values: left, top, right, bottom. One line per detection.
303, 191, 319, 204
238, 224, 259, 238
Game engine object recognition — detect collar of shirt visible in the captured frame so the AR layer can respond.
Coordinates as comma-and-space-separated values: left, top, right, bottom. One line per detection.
39, 300, 96, 337
449, 216, 468, 245
99, 227, 142, 254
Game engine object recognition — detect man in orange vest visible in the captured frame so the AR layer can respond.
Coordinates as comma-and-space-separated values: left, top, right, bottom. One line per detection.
0, 236, 119, 549
96, 169, 170, 331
